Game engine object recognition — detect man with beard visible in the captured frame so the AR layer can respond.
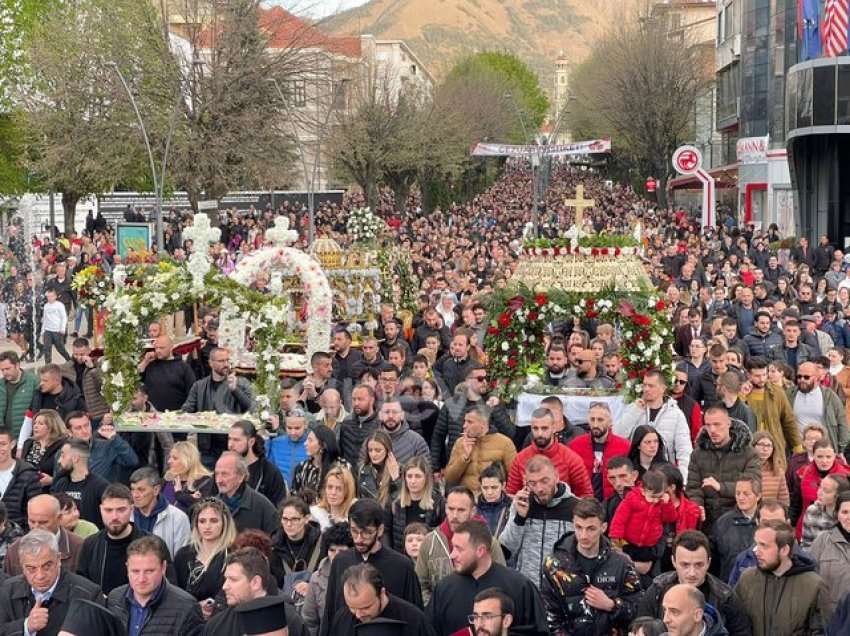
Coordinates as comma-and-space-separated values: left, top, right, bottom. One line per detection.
77, 484, 165, 594
562, 349, 616, 390
319, 500, 422, 636
542, 346, 569, 387
443, 407, 515, 493
338, 385, 379, 467
506, 409, 592, 497
671, 364, 703, 441
227, 420, 287, 506
203, 547, 308, 636
379, 319, 411, 363
500, 456, 580, 588
328, 564, 433, 636
332, 328, 363, 387
568, 403, 630, 501
733, 520, 828, 636
540, 499, 641, 635
743, 357, 801, 458
359, 399, 429, 468
415, 486, 505, 604
469, 589, 515, 636
51, 439, 109, 527
789, 361, 849, 453
427, 520, 547, 636
433, 333, 476, 395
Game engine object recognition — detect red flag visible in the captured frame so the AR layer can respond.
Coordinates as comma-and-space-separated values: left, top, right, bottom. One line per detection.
824, 0, 850, 57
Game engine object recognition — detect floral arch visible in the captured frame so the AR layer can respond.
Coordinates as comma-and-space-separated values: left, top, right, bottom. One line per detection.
102, 215, 332, 419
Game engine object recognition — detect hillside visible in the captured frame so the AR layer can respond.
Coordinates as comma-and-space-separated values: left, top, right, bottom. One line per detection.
325, 0, 638, 86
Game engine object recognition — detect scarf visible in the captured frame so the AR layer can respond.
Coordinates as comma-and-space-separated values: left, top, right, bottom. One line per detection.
439, 514, 487, 552
221, 483, 247, 516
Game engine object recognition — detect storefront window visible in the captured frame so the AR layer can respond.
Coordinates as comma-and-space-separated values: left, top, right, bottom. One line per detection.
797, 67, 813, 128
813, 66, 836, 125
837, 66, 850, 125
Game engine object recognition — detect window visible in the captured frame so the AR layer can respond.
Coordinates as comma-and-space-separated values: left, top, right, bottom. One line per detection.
837, 66, 850, 124
813, 66, 836, 126
671, 13, 682, 30
332, 79, 349, 110
279, 80, 307, 107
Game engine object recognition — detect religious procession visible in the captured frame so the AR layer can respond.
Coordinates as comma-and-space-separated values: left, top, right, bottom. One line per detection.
1, 0, 849, 635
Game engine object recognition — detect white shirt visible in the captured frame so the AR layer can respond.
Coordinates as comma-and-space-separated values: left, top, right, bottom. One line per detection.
0, 464, 14, 497
41, 300, 67, 334
794, 386, 824, 431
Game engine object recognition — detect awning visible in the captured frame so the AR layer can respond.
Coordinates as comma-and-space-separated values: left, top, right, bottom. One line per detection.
667, 162, 740, 190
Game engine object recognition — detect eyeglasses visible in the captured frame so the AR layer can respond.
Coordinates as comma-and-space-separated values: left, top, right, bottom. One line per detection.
281, 516, 305, 524
468, 614, 504, 624
472, 375, 488, 381
673, 378, 688, 385
754, 441, 773, 448
350, 526, 378, 539
798, 375, 813, 380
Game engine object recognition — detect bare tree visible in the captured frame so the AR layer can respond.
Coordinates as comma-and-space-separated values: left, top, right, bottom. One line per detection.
569, 16, 709, 203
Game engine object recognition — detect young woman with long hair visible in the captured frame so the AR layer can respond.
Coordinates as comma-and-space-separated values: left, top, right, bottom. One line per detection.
389, 455, 445, 550
291, 425, 347, 498
627, 425, 667, 481
309, 463, 357, 530
174, 498, 237, 618
356, 430, 400, 507
21, 409, 68, 487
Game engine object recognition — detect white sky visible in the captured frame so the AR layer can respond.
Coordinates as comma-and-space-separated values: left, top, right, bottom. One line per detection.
264, 0, 371, 18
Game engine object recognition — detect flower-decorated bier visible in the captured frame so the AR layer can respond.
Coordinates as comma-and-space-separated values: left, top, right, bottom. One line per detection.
116, 411, 262, 434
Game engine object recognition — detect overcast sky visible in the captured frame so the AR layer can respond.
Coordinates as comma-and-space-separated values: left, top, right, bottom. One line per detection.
265, 0, 370, 18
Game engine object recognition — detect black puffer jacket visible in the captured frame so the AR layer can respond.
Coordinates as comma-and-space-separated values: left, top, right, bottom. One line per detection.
338, 412, 379, 467
710, 507, 758, 583
429, 397, 514, 469
540, 533, 642, 636
685, 418, 761, 530
30, 378, 85, 420
638, 570, 752, 636
0, 460, 41, 527
107, 581, 203, 636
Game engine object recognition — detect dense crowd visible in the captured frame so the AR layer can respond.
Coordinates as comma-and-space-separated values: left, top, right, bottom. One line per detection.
0, 163, 848, 636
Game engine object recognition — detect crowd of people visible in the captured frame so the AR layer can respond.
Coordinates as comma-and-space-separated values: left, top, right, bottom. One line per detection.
0, 163, 848, 636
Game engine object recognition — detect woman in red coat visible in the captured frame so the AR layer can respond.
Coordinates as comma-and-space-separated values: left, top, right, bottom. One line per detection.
790, 439, 850, 538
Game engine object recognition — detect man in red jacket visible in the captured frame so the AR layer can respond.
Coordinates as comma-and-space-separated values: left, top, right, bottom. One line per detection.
568, 402, 631, 501
506, 408, 592, 498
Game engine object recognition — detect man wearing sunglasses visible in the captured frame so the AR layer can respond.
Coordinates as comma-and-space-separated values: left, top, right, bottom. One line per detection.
789, 361, 848, 454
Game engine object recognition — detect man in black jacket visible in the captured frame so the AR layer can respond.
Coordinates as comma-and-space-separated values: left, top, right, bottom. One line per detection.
106, 535, 202, 636
541, 499, 641, 635
77, 484, 174, 594
227, 421, 287, 507
205, 547, 308, 636
432, 333, 476, 396
214, 451, 278, 536
427, 520, 547, 636
0, 528, 102, 636
320, 500, 422, 636
338, 385, 379, 467
30, 365, 84, 421
638, 530, 752, 636
138, 335, 196, 412
0, 428, 41, 528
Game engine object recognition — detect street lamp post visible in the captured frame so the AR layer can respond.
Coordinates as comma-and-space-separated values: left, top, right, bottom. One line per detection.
108, 62, 164, 252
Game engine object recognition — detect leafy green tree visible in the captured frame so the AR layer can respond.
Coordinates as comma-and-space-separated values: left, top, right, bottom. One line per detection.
22, 0, 176, 229
446, 51, 549, 143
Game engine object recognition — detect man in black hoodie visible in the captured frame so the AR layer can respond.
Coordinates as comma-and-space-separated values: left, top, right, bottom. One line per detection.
338, 385, 379, 467
30, 365, 84, 421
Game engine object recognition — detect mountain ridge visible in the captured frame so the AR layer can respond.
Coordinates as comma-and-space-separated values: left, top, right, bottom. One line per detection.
325, 0, 637, 86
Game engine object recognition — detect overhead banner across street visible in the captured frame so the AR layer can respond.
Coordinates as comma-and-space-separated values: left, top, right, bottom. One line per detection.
471, 138, 612, 157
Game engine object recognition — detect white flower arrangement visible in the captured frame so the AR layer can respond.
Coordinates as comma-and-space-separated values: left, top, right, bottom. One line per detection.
346, 207, 385, 244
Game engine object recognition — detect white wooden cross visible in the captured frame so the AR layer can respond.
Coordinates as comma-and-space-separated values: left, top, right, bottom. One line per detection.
564, 184, 596, 228
183, 213, 221, 251
266, 216, 299, 247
